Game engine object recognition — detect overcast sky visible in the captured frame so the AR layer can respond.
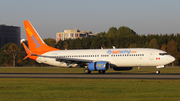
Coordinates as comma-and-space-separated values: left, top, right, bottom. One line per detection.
1, 0, 180, 39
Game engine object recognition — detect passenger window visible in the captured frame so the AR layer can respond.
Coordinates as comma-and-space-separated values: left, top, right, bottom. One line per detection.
159, 53, 168, 55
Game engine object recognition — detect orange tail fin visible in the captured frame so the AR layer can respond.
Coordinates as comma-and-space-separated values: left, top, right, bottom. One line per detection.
24, 21, 59, 55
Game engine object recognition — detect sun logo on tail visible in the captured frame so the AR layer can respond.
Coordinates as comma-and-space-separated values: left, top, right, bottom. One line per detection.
25, 27, 41, 48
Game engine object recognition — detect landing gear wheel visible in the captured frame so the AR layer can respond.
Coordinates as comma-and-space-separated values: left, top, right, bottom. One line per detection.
99, 70, 105, 74
156, 70, 160, 74
84, 69, 91, 74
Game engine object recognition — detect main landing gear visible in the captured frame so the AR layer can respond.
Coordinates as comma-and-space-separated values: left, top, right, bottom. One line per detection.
84, 69, 91, 74
98, 70, 105, 74
84, 69, 106, 74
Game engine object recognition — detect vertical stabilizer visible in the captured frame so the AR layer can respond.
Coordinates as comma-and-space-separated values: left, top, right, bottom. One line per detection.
24, 21, 59, 54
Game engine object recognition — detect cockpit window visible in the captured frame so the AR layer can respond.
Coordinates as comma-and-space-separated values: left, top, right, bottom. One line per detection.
159, 53, 168, 55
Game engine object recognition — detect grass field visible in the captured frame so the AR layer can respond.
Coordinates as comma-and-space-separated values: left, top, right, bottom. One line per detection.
0, 67, 180, 101
0, 78, 180, 101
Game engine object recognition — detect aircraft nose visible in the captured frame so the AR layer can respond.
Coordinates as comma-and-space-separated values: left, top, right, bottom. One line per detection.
168, 55, 175, 63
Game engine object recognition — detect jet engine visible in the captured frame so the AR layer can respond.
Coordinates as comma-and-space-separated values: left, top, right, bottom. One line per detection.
113, 67, 133, 71
88, 61, 110, 71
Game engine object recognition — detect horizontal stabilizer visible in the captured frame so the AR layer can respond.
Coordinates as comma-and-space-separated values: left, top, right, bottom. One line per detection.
22, 42, 37, 60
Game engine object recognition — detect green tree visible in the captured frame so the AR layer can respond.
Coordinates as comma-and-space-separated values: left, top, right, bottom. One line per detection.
166, 40, 178, 65
44, 38, 56, 47
74, 38, 83, 49
107, 27, 117, 37
81, 37, 91, 49
117, 26, 136, 37
142, 42, 149, 48
57, 40, 64, 49
129, 43, 137, 48
64, 40, 69, 49
161, 44, 167, 51
148, 38, 159, 49
6, 43, 21, 67
106, 37, 114, 48
176, 34, 180, 51
167, 40, 177, 56
90, 37, 102, 49
0, 43, 11, 66
0, 43, 21, 67
97, 31, 107, 37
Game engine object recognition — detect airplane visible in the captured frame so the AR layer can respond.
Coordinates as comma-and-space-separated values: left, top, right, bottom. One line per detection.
22, 20, 175, 74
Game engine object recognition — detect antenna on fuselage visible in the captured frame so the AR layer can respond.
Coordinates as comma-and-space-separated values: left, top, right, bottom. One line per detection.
112, 46, 116, 49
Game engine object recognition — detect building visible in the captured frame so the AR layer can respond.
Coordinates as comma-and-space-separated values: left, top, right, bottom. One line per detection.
56, 29, 96, 42
0, 25, 20, 48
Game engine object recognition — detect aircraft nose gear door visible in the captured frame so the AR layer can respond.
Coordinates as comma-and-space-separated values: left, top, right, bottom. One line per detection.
149, 51, 154, 60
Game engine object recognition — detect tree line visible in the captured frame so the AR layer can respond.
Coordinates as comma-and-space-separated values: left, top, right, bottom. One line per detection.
0, 26, 179, 66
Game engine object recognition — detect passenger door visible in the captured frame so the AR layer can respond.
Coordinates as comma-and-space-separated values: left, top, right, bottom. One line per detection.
149, 51, 154, 60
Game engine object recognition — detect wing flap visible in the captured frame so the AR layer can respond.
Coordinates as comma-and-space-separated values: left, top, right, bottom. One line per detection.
56, 58, 92, 63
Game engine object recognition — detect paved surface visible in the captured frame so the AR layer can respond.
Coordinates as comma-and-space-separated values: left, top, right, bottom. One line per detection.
0, 73, 180, 79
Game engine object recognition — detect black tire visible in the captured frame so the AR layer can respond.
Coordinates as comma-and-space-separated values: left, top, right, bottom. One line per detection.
99, 70, 105, 74
156, 70, 160, 74
84, 69, 91, 74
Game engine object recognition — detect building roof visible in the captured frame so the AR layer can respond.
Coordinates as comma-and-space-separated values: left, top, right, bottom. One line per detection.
57, 29, 92, 35
64, 29, 80, 33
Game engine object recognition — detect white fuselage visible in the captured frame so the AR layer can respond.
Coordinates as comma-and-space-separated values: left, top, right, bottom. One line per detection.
36, 48, 175, 68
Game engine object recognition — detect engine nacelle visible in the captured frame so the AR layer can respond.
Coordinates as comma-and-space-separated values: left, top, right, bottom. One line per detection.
113, 67, 133, 71
88, 61, 110, 71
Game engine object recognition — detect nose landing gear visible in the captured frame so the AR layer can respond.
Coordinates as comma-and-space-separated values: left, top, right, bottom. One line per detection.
156, 65, 165, 74
156, 70, 160, 74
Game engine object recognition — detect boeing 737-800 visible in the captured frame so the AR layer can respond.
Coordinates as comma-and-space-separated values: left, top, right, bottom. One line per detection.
22, 20, 175, 74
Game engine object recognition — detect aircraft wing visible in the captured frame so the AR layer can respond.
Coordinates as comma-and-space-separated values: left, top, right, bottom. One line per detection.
38, 55, 93, 64
56, 57, 93, 63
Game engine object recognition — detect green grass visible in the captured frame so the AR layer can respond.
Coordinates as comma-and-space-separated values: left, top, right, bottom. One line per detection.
0, 78, 180, 101
0, 66, 180, 74
0, 67, 180, 100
